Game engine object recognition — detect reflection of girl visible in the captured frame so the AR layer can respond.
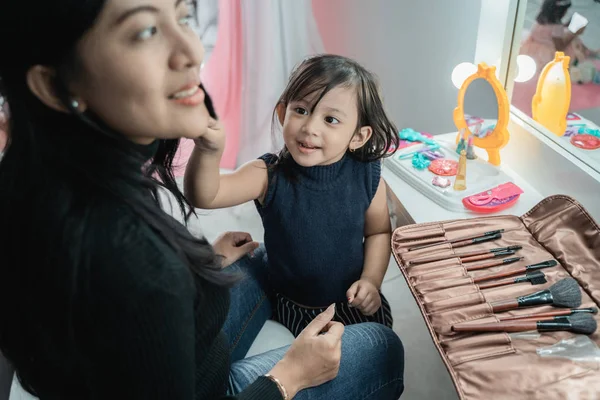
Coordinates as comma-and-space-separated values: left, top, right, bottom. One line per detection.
520, 0, 597, 76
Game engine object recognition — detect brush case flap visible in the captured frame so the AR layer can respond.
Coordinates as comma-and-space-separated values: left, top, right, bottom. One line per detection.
392, 195, 600, 399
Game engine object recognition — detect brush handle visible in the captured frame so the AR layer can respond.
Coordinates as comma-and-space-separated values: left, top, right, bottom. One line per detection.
466, 259, 505, 271
461, 253, 496, 263
454, 233, 501, 249
498, 309, 575, 321
449, 229, 502, 244
491, 298, 520, 312
453, 320, 538, 332
477, 276, 517, 289
410, 247, 498, 265
473, 267, 527, 283
409, 230, 503, 251
407, 236, 447, 250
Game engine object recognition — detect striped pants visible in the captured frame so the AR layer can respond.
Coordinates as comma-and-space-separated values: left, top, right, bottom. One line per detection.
274, 293, 394, 337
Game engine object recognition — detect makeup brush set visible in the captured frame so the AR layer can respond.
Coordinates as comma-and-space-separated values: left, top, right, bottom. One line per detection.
390, 196, 600, 399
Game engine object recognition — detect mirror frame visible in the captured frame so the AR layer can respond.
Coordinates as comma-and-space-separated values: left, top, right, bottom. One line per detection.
453, 62, 510, 166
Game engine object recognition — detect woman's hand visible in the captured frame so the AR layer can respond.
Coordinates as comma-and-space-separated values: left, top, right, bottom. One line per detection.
194, 116, 226, 155
268, 305, 343, 398
212, 231, 259, 268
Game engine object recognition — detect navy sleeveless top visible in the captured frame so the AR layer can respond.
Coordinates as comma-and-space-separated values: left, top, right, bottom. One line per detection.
255, 153, 381, 307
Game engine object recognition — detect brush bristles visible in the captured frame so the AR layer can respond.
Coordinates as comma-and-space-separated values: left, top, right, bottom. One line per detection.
549, 278, 582, 308
527, 271, 546, 285
570, 314, 597, 335
530, 276, 547, 285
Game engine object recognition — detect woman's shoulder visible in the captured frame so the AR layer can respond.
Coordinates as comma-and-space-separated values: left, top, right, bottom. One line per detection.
85, 198, 194, 296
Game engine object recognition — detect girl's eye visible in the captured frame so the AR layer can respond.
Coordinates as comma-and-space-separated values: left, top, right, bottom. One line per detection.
136, 26, 157, 41
325, 116, 340, 124
294, 107, 308, 115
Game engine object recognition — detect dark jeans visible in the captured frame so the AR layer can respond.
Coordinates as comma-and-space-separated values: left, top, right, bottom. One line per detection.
222, 245, 405, 399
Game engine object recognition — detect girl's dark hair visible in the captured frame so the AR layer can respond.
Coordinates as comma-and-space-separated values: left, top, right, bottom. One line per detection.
0, 0, 229, 394
536, 0, 571, 24
272, 54, 399, 172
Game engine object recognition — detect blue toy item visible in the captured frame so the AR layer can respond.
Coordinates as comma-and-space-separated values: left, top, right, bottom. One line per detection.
412, 153, 431, 169
578, 127, 600, 138
399, 128, 437, 146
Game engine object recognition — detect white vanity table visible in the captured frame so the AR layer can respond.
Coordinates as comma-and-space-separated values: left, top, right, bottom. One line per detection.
382, 132, 544, 224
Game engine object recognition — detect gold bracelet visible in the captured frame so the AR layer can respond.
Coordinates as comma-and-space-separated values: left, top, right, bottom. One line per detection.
264, 374, 289, 400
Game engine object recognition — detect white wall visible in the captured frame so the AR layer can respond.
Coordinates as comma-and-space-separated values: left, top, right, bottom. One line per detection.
312, 0, 483, 134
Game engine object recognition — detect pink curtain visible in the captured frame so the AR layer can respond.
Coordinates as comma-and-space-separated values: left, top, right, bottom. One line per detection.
173, 0, 243, 176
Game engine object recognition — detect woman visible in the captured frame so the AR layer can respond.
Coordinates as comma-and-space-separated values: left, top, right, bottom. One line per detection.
0, 0, 405, 399
520, 0, 596, 76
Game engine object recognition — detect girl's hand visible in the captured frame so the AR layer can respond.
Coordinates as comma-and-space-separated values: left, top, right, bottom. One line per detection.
575, 26, 586, 36
346, 279, 382, 316
268, 305, 343, 397
212, 231, 259, 268
194, 117, 226, 155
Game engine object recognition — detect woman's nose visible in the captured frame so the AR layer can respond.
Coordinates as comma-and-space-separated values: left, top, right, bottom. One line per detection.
169, 31, 204, 71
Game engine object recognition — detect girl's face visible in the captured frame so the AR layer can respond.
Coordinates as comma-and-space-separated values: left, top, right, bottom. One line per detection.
280, 85, 371, 167
71, 0, 209, 144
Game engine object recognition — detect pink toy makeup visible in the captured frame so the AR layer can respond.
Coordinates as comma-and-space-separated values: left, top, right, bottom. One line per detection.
462, 182, 524, 213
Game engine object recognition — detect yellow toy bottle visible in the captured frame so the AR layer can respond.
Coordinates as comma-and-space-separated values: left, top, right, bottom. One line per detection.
532, 52, 571, 137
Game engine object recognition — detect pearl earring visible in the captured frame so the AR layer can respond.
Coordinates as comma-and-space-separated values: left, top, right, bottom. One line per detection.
71, 100, 79, 109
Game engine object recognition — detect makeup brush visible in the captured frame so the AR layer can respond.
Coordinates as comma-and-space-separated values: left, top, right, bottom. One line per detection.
498, 307, 598, 322
452, 314, 597, 335
407, 245, 521, 265
465, 256, 524, 272
409, 229, 504, 251
490, 277, 582, 312
461, 249, 518, 263
477, 271, 547, 290
472, 260, 558, 283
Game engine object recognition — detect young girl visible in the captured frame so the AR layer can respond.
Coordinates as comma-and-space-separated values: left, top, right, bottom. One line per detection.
185, 54, 399, 336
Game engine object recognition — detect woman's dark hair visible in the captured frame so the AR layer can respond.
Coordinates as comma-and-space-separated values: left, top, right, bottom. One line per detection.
272, 54, 399, 172
0, 0, 229, 395
536, 0, 571, 24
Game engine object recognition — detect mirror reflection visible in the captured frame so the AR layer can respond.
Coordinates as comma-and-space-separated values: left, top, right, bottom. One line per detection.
464, 78, 499, 135
512, 0, 600, 165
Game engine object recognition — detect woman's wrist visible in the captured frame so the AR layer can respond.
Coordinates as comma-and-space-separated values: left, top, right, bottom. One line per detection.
268, 360, 302, 399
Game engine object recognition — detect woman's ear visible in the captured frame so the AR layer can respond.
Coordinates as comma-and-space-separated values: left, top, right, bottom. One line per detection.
26, 65, 85, 113
276, 103, 286, 125
349, 126, 373, 151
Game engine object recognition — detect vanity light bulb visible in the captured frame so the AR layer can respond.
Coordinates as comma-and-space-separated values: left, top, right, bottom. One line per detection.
514, 55, 536, 83
451, 62, 477, 89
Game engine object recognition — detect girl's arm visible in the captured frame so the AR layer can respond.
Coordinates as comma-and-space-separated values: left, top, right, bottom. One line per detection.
553, 26, 584, 52
347, 177, 391, 314
361, 177, 392, 288
183, 121, 268, 209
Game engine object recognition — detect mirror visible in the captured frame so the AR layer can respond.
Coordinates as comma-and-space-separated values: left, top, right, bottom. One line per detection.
454, 63, 510, 166
511, 0, 600, 172
463, 78, 500, 126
